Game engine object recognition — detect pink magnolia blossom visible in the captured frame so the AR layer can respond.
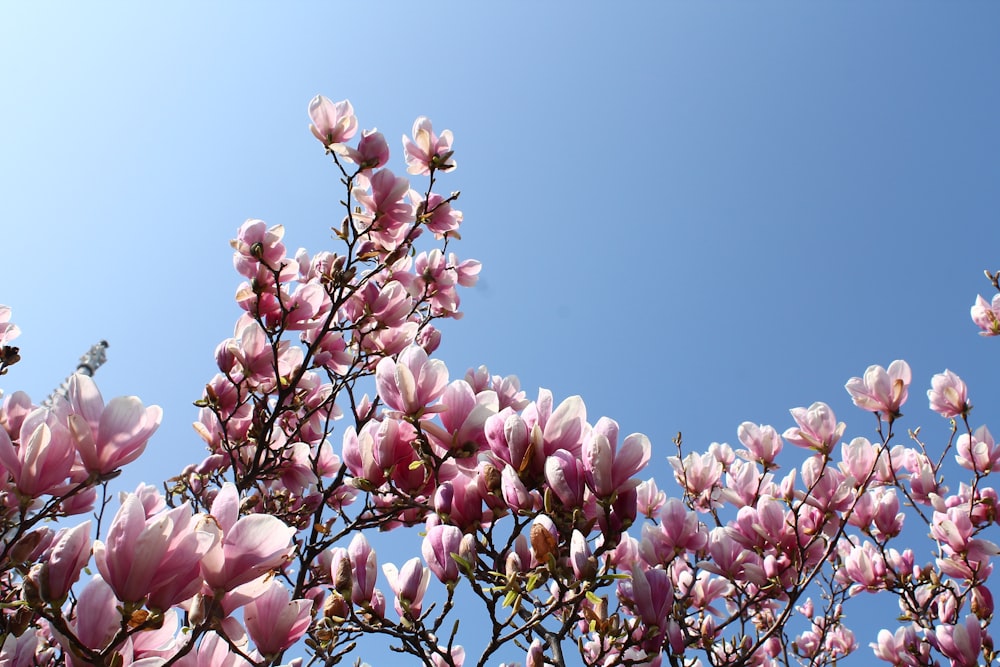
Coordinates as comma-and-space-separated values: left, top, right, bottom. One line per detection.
844, 360, 912, 420
783, 402, 845, 454
955, 425, 1000, 473
971, 293, 1000, 336
352, 168, 415, 249
94, 494, 214, 606
402, 116, 456, 175
200, 483, 296, 591
243, 580, 313, 657
67, 374, 162, 476
0, 410, 76, 498
375, 344, 449, 418
38, 521, 92, 602
931, 615, 984, 667
383, 557, 431, 620
422, 523, 472, 585
337, 128, 390, 170
583, 417, 651, 500
928, 369, 971, 418
0, 305, 20, 346
308, 95, 358, 148
231, 219, 288, 277
737, 422, 783, 466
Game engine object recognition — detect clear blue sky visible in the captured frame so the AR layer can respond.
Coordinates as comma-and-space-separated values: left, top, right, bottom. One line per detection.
1, 3, 998, 664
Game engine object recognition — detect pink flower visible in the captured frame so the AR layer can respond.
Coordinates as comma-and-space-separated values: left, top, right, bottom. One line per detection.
583, 417, 651, 500
422, 523, 472, 585
337, 129, 389, 170
0, 305, 20, 346
971, 294, 1000, 336
375, 344, 449, 418
243, 580, 313, 657
231, 219, 287, 277
382, 557, 431, 620
845, 360, 911, 420
956, 425, 1000, 473
39, 521, 92, 602
352, 169, 415, 249
200, 483, 296, 591
932, 615, 984, 667
402, 116, 455, 175
67, 374, 162, 476
928, 369, 971, 418
736, 422, 783, 466
0, 410, 76, 498
348, 533, 378, 606
308, 95, 358, 148
94, 495, 214, 606
782, 402, 845, 454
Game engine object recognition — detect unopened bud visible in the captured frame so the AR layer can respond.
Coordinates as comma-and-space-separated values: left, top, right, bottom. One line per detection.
324, 591, 349, 622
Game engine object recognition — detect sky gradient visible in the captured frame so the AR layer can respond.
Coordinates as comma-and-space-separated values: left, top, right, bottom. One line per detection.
2, 4, 999, 664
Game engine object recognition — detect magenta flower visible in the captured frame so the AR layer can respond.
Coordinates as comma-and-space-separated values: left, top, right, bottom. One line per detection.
844, 360, 911, 420
928, 369, 971, 418
971, 294, 1000, 336
308, 95, 358, 148
402, 116, 456, 175
67, 374, 162, 476
243, 579, 313, 657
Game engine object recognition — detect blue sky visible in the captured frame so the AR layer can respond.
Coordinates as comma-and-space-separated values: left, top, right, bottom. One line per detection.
1, 3, 999, 664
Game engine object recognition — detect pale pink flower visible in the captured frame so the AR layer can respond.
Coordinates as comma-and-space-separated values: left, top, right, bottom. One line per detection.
337, 128, 390, 170
845, 360, 911, 420
928, 369, 971, 418
737, 422, 783, 466
308, 95, 358, 148
402, 116, 456, 175
971, 294, 1000, 336
231, 219, 287, 277
348, 533, 378, 606
783, 402, 845, 454
636, 478, 666, 518
956, 425, 1000, 473
67, 374, 162, 476
243, 580, 313, 657
0, 305, 20, 346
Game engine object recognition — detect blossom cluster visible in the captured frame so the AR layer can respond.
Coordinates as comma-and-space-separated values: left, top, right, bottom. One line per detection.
0, 97, 997, 667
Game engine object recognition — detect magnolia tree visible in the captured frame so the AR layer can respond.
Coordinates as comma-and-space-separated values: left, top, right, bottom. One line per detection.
0, 96, 998, 667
